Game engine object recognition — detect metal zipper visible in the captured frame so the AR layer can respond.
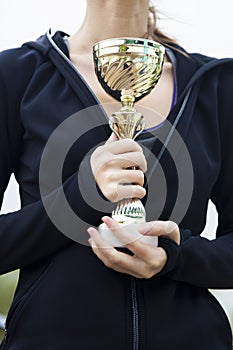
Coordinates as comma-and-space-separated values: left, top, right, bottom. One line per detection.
130, 277, 139, 350
3, 328, 7, 347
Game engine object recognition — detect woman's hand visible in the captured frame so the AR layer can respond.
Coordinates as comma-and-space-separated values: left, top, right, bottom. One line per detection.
90, 133, 147, 202
87, 216, 180, 279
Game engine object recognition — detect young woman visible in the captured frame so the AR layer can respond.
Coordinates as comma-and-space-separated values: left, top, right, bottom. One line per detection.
0, 0, 233, 349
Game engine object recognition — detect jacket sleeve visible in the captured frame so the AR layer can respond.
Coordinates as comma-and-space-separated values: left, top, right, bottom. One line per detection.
162, 63, 233, 289
0, 49, 112, 275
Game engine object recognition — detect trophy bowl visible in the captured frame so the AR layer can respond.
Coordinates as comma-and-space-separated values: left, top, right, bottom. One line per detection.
93, 37, 165, 102
93, 38, 165, 246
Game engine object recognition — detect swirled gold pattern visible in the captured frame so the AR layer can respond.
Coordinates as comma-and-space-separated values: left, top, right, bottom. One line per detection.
93, 38, 165, 102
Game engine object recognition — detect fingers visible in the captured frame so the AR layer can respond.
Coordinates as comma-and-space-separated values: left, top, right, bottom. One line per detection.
96, 151, 147, 173
103, 184, 146, 203
138, 220, 180, 245
90, 136, 147, 203
88, 227, 143, 278
87, 221, 167, 279
116, 184, 146, 201
105, 132, 118, 144
101, 216, 144, 246
105, 138, 143, 155
109, 169, 145, 187
98, 168, 146, 202
101, 217, 157, 258
115, 152, 147, 172
91, 140, 147, 175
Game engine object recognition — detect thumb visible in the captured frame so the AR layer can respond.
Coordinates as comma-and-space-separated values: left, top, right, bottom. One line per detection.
105, 132, 118, 144
138, 221, 180, 245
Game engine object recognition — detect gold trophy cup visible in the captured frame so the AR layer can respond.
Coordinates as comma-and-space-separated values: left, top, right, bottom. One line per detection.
93, 38, 165, 246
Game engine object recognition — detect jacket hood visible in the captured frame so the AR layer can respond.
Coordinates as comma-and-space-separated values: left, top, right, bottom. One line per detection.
24, 30, 233, 102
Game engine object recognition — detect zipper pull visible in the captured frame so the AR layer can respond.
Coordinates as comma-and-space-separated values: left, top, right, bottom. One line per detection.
3, 328, 7, 347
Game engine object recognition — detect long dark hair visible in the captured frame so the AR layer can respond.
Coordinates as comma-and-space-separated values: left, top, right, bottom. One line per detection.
148, 5, 177, 46
147, 4, 189, 57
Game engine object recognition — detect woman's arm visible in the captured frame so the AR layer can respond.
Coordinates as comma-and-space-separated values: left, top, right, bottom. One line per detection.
0, 49, 113, 275
87, 63, 233, 289
165, 64, 233, 289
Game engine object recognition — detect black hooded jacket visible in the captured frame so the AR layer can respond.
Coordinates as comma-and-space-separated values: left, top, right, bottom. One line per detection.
0, 31, 233, 349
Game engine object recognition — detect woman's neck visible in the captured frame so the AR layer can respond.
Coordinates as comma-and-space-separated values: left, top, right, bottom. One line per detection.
70, 0, 149, 55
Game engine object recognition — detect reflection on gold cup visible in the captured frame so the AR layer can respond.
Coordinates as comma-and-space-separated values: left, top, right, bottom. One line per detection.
93, 38, 165, 226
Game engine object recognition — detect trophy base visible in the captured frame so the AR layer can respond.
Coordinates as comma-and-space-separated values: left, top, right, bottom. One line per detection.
98, 221, 158, 248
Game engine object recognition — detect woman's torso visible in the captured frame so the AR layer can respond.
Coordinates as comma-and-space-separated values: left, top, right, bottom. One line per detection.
1, 33, 232, 350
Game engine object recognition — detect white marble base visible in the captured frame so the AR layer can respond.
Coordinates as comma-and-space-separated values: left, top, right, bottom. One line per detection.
98, 221, 158, 247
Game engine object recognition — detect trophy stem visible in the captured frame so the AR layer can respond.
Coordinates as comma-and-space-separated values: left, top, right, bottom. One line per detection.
108, 95, 146, 225
121, 94, 135, 108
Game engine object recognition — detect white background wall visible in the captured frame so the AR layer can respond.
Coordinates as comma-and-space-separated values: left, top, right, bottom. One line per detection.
0, 0, 232, 57
0, 0, 232, 325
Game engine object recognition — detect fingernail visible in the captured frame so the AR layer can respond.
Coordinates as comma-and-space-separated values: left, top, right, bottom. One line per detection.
102, 216, 114, 225
87, 227, 95, 237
